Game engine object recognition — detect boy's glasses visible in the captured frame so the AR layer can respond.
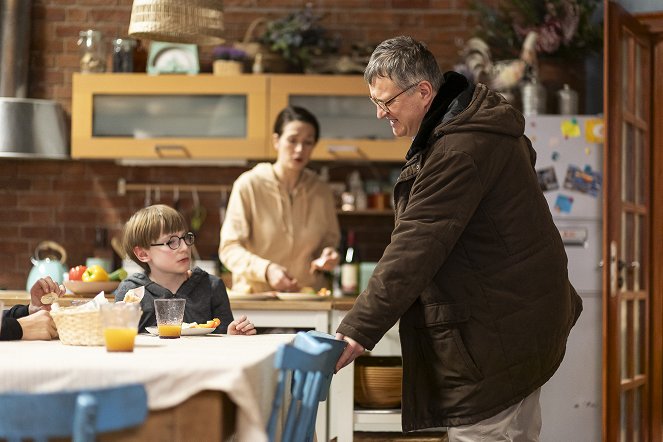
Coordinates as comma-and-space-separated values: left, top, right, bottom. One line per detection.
369, 82, 419, 114
150, 232, 195, 250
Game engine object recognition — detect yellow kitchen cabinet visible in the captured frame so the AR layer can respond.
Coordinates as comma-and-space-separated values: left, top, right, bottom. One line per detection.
268, 75, 409, 162
71, 73, 269, 160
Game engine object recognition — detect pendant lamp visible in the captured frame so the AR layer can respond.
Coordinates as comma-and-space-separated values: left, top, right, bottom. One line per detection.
128, 0, 224, 45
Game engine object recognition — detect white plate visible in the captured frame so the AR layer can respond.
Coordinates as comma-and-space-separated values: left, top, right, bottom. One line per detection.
227, 291, 276, 301
276, 292, 329, 302
145, 326, 215, 336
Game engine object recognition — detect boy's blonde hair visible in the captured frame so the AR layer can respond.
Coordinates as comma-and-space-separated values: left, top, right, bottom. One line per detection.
122, 204, 187, 273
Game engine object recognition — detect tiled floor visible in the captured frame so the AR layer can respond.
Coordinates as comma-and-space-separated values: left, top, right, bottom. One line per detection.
352, 432, 449, 441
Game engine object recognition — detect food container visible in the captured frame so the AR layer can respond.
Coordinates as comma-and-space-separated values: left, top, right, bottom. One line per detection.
354, 356, 402, 409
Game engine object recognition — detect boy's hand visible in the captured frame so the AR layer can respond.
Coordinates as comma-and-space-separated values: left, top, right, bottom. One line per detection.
227, 315, 256, 335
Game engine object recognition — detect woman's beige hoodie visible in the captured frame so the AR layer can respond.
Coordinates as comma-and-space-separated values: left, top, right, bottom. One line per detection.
220, 163, 340, 293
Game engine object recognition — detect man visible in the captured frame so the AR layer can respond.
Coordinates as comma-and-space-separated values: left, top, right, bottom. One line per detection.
335, 36, 582, 441
1, 277, 62, 340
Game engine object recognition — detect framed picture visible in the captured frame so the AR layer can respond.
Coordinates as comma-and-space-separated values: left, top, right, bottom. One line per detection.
147, 41, 199, 75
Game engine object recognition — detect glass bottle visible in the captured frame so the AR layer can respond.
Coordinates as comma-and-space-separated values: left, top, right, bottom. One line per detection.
132, 39, 148, 73
112, 38, 136, 73
78, 29, 106, 73
340, 230, 360, 296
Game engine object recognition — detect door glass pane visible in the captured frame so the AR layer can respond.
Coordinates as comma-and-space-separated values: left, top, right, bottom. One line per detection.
622, 122, 634, 203
635, 43, 642, 118
636, 299, 646, 375
620, 298, 629, 378
290, 95, 398, 140
621, 36, 629, 114
636, 128, 646, 205
620, 391, 627, 442
637, 214, 645, 291
634, 386, 642, 441
93, 95, 247, 138
622, 212, 634, 291
634, 214, 642, 291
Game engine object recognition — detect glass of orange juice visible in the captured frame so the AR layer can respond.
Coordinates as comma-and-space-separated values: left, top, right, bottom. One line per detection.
154, 298, 186, 339
100, 303, 141, 352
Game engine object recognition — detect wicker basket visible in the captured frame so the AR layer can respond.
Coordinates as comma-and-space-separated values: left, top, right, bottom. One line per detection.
51, 307, 104, 346
354, 357, 403, 409
128, 0, 225, 45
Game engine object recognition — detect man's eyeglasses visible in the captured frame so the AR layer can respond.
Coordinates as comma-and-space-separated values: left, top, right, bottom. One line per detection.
150, 232, 195, 250
370, 82, 419, 114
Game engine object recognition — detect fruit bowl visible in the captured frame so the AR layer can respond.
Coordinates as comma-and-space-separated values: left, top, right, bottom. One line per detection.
64, 280, 120, 296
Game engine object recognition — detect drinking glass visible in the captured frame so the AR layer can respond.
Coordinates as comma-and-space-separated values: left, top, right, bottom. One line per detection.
154, 299, 186, 339
100, 302, 141, 352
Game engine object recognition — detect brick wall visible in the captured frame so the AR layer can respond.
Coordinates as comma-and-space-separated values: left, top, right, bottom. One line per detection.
2, 1, 485, 290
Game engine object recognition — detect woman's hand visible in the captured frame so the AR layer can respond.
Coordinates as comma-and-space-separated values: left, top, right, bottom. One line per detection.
310, 247, 340, 273
227, 315, 256, 335
29, 277, 66, 314
266, 263, 299, 292
18, 310, 58, 340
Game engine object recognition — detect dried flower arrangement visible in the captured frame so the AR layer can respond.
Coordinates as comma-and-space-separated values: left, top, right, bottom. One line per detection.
472, 0, 602, 61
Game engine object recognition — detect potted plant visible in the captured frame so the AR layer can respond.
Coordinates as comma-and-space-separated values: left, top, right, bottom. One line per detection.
259, 3, 338, 73
212, 45, 247, 75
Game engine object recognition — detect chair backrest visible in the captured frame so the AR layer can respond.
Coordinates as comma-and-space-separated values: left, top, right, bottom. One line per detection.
0, 383, 148, 442
267, 331, 347, 442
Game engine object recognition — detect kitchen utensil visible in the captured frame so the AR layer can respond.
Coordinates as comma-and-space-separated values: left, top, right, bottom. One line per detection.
26, 241, 67, 290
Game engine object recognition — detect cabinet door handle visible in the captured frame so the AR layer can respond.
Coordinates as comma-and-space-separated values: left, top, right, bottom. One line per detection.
154, 145, 191, 158
327, 145, 368, 160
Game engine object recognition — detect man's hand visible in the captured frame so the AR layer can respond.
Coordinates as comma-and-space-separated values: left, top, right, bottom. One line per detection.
266, 263, 299, 292
17, 310, 58, 340
310, 247, 340, 273
227, 315, 257, 335
335, 332, 366, 372
29, 276, 66, 314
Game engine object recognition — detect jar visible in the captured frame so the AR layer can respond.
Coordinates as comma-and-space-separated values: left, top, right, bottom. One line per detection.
112, 38, 136, 73
521, 77, 546, 116
78, 30, 106, 73
557, 83, 578, 115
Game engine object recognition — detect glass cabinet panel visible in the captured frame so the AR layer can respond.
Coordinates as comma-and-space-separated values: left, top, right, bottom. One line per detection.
93, 95, 247, 138
72, 73, 268, 160
269, 75, 409, 162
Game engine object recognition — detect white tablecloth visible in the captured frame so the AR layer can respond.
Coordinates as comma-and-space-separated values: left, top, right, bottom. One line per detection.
0, 333, 294, 442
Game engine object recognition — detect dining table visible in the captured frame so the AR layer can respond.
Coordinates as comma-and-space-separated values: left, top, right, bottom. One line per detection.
0, 333, 295, 441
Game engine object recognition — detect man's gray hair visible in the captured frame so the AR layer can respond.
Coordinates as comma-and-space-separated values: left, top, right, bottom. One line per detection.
364, 36, 443, 91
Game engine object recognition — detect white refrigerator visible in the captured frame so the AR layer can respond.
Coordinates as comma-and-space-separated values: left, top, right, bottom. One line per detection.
525, 115, 604, 442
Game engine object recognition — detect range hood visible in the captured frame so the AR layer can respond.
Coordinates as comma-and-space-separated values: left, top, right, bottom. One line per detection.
0, 0, 69, 159
0, 97, 69, 158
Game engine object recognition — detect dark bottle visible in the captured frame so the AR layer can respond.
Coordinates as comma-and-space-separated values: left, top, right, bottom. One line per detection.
340, 230, 359, 296
132, 39, 148, 73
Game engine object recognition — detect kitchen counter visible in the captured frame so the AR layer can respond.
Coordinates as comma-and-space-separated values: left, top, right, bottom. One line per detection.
0, 290, 359, 311
0, 290, 115, 308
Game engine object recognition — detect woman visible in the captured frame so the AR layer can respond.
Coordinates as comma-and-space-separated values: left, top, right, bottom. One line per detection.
220, 106, 341, 293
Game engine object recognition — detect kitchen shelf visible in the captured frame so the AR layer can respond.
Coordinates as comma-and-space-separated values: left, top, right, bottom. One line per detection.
354, 408, 402, 432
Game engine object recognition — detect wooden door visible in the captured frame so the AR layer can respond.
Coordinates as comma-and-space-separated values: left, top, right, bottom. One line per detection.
603, 2, 653, 441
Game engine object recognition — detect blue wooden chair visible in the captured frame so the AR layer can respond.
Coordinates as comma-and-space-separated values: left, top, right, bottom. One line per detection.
0, 383, 148, 442
267, 331, 347, 442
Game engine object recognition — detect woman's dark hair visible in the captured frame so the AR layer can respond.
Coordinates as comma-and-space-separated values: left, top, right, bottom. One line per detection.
273, 106, 320, 143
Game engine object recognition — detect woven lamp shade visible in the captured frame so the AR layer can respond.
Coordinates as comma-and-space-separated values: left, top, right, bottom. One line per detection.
128, 0, 224, 45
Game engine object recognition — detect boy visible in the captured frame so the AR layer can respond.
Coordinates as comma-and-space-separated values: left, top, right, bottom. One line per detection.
115, 204, 255, 335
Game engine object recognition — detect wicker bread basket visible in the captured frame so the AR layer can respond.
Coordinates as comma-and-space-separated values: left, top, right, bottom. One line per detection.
51, 307, 104, 346
354, 356, 403, 409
